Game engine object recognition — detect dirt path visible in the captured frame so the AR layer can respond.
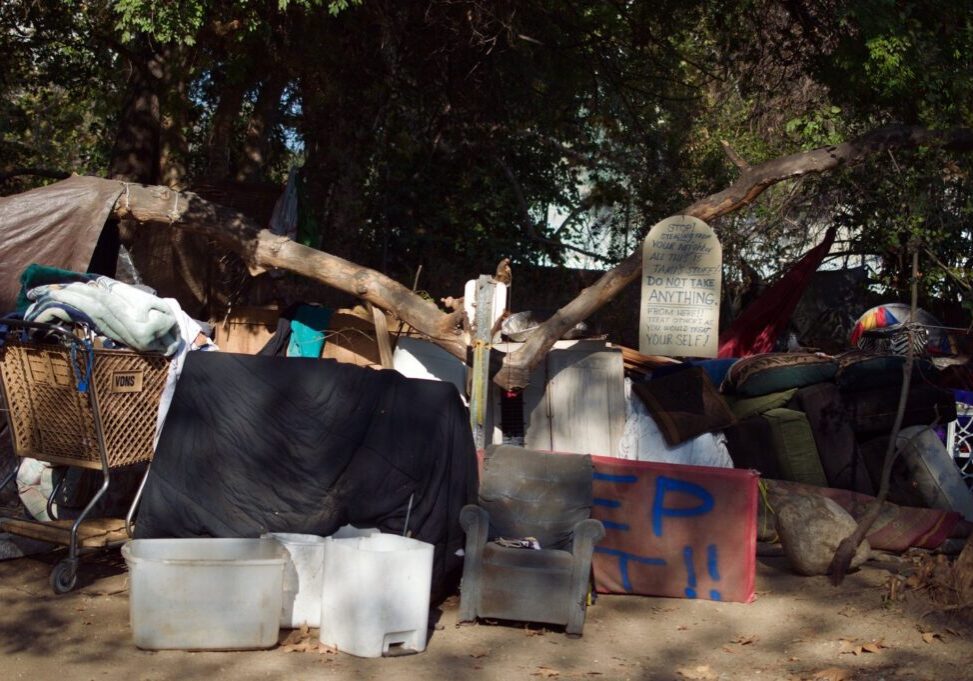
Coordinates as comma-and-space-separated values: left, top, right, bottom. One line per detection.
0, 550, 969, 681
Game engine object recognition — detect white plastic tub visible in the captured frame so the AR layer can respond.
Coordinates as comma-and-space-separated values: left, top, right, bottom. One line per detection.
263, 527, 380, 629
263, 533, 327, 629
319, 533, 434, 658
122, 538, 285, 650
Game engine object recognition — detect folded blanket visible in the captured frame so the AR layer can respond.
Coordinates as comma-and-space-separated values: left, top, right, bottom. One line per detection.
25, 277, 179, 355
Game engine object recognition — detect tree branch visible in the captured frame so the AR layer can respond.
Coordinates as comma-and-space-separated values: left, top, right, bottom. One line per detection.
721, 140, 751, 170
108, 180, 469, 360
496, 156, 612, 263
493, 124, 973, 389
51, 123, 973, 391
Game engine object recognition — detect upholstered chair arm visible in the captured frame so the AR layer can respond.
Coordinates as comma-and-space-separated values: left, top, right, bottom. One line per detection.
458, 504, 491, 623
571, 518, 606, 559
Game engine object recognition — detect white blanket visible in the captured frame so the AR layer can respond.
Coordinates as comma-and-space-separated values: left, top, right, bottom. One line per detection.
25, 277, 180, 355
617, 377, 732, 468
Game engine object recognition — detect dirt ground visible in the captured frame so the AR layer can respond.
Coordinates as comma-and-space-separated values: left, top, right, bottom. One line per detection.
1, 548, 971, 681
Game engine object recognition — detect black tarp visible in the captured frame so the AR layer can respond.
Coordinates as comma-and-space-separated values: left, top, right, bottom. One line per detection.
135, 351, 478, 597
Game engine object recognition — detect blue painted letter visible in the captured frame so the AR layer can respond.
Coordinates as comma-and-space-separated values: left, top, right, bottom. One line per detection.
651, 476, 714, 537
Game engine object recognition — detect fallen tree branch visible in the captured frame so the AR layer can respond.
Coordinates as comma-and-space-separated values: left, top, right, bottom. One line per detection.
0, 167, 71, 183
109, 180, 469, 360
494, 124, 973, 389
64, 123, 973, 387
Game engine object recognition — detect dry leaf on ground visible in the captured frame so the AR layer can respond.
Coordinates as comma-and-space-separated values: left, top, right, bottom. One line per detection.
921, 631, 944, 644
731, 634, 759, 645
470, 647, 490, 659
531, 666, 560, 678
812, 667, 853, 681
838, 637, 886, 656
675, 664, 717, 680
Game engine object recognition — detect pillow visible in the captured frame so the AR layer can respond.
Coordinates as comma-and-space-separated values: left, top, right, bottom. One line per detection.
834, 351, 938, 392
721, 353, 837, 397
631, 367, 736, 446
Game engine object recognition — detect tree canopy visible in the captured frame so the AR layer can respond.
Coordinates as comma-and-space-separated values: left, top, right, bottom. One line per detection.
2, 1, 972, 328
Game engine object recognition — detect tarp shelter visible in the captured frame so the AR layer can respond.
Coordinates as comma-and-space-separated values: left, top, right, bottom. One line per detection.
0, 176, 123, 313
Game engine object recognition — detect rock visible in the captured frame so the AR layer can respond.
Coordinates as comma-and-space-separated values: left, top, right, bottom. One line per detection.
774, 491, 870, 576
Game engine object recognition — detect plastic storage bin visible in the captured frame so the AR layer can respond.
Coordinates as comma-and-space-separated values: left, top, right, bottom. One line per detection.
319, 533, 434, 657
122, 538, 285, 650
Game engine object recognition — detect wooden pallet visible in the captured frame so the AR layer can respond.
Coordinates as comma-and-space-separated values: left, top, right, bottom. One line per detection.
0, 517, 128, 548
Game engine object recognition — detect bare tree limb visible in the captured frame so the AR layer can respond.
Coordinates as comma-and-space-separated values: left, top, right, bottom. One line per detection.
496, 156, 612, 263
829, 247, 920, 584
56, 123, 973, 389
109, 181, 469, 360
721, 140, 751, 170
493, 124, 973, 389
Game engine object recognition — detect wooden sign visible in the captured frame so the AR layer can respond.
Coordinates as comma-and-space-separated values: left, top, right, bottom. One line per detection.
639, 215, 721, 358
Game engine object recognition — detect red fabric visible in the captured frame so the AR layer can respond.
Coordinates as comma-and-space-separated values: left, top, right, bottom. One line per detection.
718, 227, 837, 358
769, 480, 961, 552
590, 456, 758, 603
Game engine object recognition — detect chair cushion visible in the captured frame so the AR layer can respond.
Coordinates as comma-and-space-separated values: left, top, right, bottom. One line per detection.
787, 383, 873, 494
631, 367, 736, 446
722, 353, 837, 397
481, 542, 575, 571
479, 445, 592, 550
848, 384, 958, 435
723, 416, 783, 479
761, 408, 828, 487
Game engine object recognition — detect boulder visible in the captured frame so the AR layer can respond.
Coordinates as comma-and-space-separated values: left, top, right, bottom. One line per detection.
775, 491, 870, 576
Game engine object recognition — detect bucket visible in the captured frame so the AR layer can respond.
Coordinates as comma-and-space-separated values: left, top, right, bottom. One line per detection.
319, 533, 434, 657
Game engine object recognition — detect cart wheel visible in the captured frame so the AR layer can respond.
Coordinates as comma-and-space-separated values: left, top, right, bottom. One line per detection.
49, 559, 78, 594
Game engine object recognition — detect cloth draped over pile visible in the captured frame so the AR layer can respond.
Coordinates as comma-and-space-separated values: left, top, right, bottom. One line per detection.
718, 227, 836, 358
134, 351, 478, 598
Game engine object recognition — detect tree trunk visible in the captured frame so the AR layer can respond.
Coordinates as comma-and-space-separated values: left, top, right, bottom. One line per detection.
206, 74, 252, 181
108, 53, 164, 184
237, 73, 288, 183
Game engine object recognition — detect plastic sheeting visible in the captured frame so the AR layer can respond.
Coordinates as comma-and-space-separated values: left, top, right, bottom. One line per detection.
0, 176, 123, 314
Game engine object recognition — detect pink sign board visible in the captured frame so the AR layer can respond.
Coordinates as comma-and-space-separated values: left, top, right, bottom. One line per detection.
591, 456, 758, 603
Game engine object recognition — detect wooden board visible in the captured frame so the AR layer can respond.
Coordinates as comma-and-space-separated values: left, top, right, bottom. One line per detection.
524, 341, 625, 457
0, 517, 128, 548
211, 306, 279, 355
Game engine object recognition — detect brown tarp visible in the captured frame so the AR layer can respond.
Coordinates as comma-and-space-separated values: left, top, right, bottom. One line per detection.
0, 175, 123, 313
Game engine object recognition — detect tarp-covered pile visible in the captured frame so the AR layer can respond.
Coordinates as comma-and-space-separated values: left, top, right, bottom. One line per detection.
135, 351, 478, 597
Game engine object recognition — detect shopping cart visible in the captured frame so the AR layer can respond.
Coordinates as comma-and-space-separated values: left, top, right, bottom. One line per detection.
0, 319, 168, 593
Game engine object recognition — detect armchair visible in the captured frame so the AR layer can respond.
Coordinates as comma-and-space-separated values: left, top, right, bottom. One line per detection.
458, 445, 605, 636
